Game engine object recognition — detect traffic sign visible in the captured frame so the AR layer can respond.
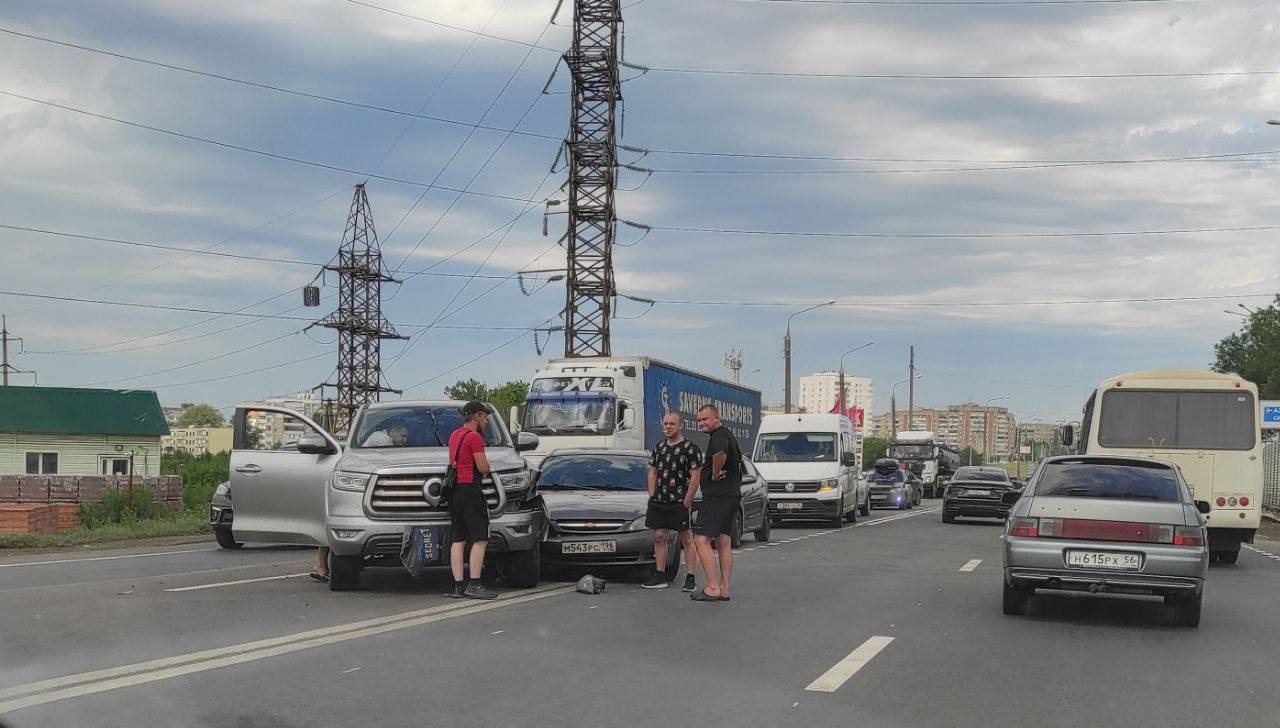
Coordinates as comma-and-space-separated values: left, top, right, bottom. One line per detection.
1263, 401, 1280, 430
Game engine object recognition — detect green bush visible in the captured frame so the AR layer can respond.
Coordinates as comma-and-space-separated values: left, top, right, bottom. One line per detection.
80, 489, 162, 529
162, 452, 230, 510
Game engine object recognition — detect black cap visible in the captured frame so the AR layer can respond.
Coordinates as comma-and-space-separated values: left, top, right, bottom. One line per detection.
462, 401, 487, 416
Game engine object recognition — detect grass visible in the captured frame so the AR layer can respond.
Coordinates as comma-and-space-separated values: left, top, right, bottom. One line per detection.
0, 508, 211, 550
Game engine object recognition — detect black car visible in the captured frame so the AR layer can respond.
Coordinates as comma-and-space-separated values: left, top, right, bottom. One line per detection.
867, 459, 915, 510
942, 466, 1018, 523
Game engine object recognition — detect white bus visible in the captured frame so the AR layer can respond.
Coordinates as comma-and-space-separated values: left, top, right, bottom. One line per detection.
1066, 370, 1262, 563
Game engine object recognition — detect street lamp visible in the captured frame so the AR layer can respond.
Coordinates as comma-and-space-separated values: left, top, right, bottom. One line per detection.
890, 373, 922, 436
972, 395, 1011, 466
837, 341, 875, 415
783, 300, 836, 413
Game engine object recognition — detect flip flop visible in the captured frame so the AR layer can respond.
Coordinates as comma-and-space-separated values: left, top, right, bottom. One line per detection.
309, 572, 329, 583
717, 595, 731, 602
690, 589, 722, 602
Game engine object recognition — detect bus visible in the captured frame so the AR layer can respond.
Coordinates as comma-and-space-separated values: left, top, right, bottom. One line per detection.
1066, 370, 1262, 563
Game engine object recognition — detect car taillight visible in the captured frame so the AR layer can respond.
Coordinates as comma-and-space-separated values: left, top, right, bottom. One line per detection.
1240, 497, 1250, 507
1228, 497, 1238, 507
1216, 497, 1227, 507
1173, 527, 1204, 547
1008, 517, 1038, 538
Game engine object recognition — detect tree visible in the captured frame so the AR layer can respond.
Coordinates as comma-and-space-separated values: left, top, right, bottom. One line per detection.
959, 446, 985, 467
444, 379, 530, 426
1213, 296, 1280, 398
862, 436, 889, 465
178, 404, 225, 428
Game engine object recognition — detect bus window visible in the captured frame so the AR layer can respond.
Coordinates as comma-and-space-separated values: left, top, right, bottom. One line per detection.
1098, 390, 1254, 450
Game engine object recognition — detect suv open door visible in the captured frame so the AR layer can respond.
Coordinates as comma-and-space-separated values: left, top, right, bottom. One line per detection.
229, 406, 343, 545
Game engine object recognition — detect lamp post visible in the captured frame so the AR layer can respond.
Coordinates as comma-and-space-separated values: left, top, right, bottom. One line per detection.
973, 396, 1011, 466
890, 373, 921, 437
837, 341, 875, 415
783, 300, 835, 413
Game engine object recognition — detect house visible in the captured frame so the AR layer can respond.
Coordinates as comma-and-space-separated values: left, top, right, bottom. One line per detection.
0, 387, 169, 477
162, 426, 233, 456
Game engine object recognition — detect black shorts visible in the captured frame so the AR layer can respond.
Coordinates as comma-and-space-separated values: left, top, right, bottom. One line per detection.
450, 484, 490, 544
695, 497, 739, 538
645, 500, 690, 531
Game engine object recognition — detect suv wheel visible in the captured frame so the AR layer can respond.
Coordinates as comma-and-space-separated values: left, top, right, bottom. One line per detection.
730, 510, 745, 548
753, 511, 771, 542
504, 548, 540, 589
858, 496, 870, 517
1215, 549, 1240, 565
213, 527, 242, 550
329, 555, 363, 592
1173, 592, 1203, 628
1002, 582, 1032, 616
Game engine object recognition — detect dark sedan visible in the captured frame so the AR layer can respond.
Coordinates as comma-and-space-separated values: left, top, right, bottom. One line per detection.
943, 466, 1018, 523
538, 449, 680, 579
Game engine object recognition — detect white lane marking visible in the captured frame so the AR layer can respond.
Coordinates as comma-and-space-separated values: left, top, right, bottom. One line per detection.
805, 636, 895, 693
1244, 544, 1280, 562
0, 548, 216, 569
163, 573, 310, 592
0, 582, 568, 702
588, 605, 600, 609
959, 559, 983, 573
490, 630, 505, 635
341, 667, 362, 674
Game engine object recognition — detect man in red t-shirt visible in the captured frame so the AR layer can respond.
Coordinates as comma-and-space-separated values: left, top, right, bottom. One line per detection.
448, 401, 496, 599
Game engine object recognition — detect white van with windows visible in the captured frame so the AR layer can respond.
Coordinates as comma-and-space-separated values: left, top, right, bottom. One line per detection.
753, 413, 869, 527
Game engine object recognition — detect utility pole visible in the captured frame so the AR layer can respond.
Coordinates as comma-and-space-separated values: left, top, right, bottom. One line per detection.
314, 185, 405, 436
0, 316, 34, 386
562, 0, 622, 358
907, 345, 915, 432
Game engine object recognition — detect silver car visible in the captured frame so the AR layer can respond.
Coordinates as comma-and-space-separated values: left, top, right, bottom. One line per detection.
1002, 455, 1210, 627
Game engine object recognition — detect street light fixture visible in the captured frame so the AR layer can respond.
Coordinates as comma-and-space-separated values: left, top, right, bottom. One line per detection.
783, 300, 836, 413
889, 373, 922, 436
837, 341, 875, 415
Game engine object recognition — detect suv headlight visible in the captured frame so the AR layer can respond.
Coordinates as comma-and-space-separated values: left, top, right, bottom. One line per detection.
332, 471, 371, 492
496, 469, 529, 490
819, 478, 839, 491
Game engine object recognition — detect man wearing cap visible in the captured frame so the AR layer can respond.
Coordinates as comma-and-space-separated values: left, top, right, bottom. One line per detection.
447, 401, 497, 599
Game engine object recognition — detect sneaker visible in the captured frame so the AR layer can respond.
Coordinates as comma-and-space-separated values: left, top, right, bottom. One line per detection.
445, 582, 466, 599
682, 574, 696, 593
641, 572, 669, 589
464, 583, 498, 600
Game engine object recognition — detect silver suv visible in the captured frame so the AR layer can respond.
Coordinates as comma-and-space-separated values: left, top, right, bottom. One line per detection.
220, 400, 544, 591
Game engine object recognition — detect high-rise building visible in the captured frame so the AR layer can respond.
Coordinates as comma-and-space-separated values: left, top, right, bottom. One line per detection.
869, 403, 1018, 458
798, 371, 874, 421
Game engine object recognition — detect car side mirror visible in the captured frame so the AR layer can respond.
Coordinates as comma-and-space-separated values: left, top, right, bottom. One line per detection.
1001, 491, 1022, 506
741, 474, 757, 486
516, 431, 540, 453
841, 453, 857, 467
296, 434, 335, 455
1062, 425, 1075, 448
1195, 500, 1211, 515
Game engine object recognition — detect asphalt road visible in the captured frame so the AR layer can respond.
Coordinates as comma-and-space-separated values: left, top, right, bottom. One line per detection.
3, 503, 1280, 728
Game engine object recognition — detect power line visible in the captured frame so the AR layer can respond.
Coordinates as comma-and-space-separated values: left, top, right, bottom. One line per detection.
636, 63, 1280, 81
624, 144, 1280, 165
643, 223, 1280, 240
72, 329, 304, 387
0, 90, 549, 204
343, 0, 564, 53
620, 291, 1278, 308
627, 155, 1280, 176
0, 27, 561, 145
400, 316, 562, 394
147, 351, 332, 390
727, 0, 1218, 6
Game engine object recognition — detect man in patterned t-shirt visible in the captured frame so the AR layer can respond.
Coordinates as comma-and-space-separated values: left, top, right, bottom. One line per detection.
642, 412, 703, 591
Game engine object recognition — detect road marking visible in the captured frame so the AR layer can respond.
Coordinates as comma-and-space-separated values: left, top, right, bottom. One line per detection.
0, 548, 215, 569
0, 583, 569, 707
163, 572, 310, 592
490, 630, 505, 635
805, 636, 895, 693
340, 667, 362, 674
959, 559, 983, 572
1244, 544, 1280, 563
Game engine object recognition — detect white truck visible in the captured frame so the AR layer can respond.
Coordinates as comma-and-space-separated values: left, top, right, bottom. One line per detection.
888, 430, 961, 499
515, 356, 762, 463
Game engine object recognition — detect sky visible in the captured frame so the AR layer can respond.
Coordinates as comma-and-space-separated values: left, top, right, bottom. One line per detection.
1, 0, 1278, 422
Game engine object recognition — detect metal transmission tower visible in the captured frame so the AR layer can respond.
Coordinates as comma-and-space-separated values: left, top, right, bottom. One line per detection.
561, 0, 623, 357
313, 184, 404, 435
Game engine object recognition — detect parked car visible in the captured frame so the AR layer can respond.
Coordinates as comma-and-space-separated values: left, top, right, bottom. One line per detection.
538, 449, 682, 579
866, 459, 914, 510
693, 458, 772, 546
222, 400, 545, 591
754, 413, 866, 528
1002, 455, 1211, 627
943, 466, 1018, 523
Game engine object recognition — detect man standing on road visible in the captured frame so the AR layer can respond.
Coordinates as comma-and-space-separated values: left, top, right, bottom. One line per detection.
447, 402, 497, 600
691, 404, 743, 602
642, 412, 702, 591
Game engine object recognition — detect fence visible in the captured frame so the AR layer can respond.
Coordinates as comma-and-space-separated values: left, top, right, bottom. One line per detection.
1264, 442, 1280, 518
0, 475, 184, 508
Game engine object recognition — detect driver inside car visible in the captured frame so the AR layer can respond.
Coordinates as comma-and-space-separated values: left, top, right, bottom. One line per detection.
362, 420, 409, 447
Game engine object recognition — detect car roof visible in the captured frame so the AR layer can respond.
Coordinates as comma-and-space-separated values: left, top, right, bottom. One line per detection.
1038, 454, 1179, 469
366, 400, 483, 410
544, 447, 651, 459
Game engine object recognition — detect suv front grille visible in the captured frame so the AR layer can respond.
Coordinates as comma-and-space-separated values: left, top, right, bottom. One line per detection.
555, 520, 626, 534
767, 482, 820, 493
366, 472, 501, 519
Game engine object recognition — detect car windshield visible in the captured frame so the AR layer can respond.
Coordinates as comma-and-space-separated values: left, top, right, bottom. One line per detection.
537, 455, 649, 491
889, 444, 932, 459
522, 397, 616, 436
754, 432, 837, 462
952, 468, 1009, 483
1034, 459, 1181, 502
352, 406, 506, 449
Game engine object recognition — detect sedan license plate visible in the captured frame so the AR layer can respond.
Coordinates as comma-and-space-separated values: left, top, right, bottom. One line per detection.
776, 502, 803, 510
562, 541, 616, 554
871, 494, 887, 500
966, 489, 992, 497
1066, 550, 1141, 570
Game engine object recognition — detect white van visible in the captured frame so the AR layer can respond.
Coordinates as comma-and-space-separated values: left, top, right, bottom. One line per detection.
752, 413, 869, 527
